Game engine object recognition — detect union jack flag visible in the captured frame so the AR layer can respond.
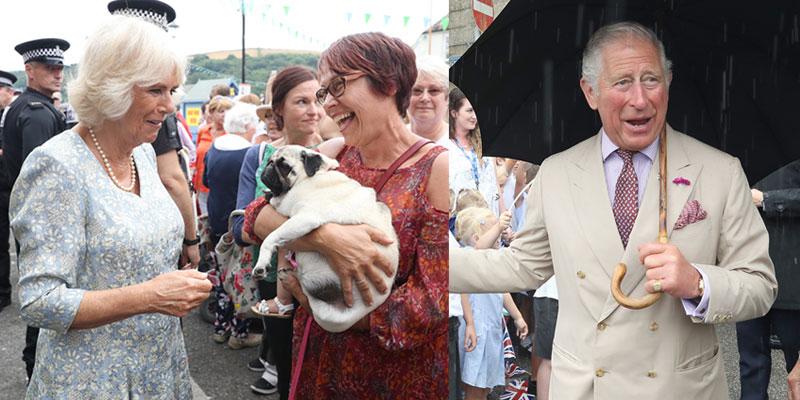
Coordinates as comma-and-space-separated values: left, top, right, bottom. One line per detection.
502, 320, 529, 378
500, 378, 533, 400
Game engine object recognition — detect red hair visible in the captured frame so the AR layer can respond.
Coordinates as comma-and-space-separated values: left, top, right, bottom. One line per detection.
319, 32, 417, 118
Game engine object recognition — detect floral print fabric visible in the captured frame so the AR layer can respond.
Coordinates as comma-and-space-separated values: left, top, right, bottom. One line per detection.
292, 144, 449, 399
11, 130, 191, 399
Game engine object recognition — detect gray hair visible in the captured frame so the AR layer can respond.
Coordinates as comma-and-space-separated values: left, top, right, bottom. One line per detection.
581, 21, 672, 91
415, 56, 449, 91
223, 102, 259, 135
68, 16, 186, 127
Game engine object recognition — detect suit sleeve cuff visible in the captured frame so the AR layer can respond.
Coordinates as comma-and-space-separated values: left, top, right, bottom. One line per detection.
682, 264, 710, 319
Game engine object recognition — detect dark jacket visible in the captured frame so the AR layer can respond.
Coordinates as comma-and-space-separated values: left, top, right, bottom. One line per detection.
2, 88, 65, 186
755, 159, 800, 310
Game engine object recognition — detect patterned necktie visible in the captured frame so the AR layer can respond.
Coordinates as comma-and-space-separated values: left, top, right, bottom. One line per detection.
613, 150, 639, 248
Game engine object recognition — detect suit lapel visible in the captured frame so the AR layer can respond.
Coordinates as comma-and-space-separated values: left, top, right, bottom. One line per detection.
598, 127, 702, 321
569, 134, 624, 280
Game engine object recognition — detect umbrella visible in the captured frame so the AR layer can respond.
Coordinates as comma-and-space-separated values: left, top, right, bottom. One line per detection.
450, 0, 800, 185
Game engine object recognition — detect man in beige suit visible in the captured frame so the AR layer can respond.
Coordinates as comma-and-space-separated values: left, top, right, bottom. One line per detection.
450, 21, 777, 399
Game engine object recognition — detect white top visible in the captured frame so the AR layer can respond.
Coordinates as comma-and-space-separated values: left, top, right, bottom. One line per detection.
445, 138, 500, 215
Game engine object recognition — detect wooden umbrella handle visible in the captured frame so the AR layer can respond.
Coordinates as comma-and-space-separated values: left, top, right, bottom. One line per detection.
611, 128, 668, 310
611, 262, 662, 309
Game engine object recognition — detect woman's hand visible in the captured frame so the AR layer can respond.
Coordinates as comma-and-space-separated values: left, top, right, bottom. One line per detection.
464, 323, 477, 352
513, 316, 529, 339
180, 244, 200, 269
310, 223, 395, 307
145, 270, 212, 317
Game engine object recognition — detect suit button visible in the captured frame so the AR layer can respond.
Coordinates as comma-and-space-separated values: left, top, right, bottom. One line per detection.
577, 271, 586, 279
647, 371, 657, 378
598, 322, 607, 331
649, 322, 659, 331
595, 368, 605, 377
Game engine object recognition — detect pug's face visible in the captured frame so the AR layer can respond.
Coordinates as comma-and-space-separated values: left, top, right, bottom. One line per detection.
261, 145, 339, 197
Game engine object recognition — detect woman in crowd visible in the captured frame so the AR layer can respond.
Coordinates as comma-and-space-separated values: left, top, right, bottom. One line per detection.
447, 87, 501, 215
232, 65, 325, 397
193, 95, 233, 215
245, 32, 449, 398
11, 16, 211, 398
408, 56, 449, 144
203, 101, 262, 349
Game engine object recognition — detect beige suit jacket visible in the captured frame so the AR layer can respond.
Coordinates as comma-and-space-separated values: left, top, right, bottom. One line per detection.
450, 127, 777, 399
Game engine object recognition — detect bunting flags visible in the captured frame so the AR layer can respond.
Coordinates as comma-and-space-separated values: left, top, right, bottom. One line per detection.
224, 1, 445, 51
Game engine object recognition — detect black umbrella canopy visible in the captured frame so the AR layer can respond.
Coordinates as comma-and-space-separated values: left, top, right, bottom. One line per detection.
450, 0, 800, 184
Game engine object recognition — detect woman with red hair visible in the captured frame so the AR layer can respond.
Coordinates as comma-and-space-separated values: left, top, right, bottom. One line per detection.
245, 32, 448, 398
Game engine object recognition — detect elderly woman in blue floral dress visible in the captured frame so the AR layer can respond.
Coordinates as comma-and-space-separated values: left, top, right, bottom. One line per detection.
11, 15, 212, 399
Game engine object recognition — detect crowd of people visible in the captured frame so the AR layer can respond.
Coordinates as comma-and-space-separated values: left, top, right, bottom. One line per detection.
448, 20, 800, 400
1, 1, 799, 400
0, 0, 455, 397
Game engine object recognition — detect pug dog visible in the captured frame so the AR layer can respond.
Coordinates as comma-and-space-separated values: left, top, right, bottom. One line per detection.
252, 145, 399, 333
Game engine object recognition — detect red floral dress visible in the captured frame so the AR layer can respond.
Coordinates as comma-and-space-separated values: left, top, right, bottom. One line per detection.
292, 144, 449, 399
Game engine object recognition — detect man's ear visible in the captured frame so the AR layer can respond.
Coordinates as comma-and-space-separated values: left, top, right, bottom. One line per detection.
579, 78, 599, 111
301, 151, 324, 177
24, 63, 34, 80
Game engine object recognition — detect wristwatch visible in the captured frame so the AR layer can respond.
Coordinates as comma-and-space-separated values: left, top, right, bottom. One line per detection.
183, 237, 200, 246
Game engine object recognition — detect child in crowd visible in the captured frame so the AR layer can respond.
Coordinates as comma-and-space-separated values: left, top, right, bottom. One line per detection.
449, 188, 473, 400
455, 206, 528, 400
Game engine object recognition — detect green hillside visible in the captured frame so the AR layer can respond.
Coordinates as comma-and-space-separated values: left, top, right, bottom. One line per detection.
187, 52, 319, 95
8, 51, 319, 100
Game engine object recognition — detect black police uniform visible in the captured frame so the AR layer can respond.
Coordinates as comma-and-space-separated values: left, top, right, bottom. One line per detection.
0, 106, 12, 310
152, 114, 184, 160
0, 70, 17, 309
2, 88, 66, 186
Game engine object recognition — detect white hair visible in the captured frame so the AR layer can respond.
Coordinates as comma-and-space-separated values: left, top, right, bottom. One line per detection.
415, 56, 449, 90
68, 15, 186, 127
224, 102, 259, 135
581, 21, 672, 92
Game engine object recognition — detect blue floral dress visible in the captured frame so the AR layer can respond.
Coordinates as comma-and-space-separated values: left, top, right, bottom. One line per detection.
11, 130, 191, 399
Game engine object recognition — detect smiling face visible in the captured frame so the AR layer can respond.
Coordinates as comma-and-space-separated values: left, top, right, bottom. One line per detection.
319, 66, 397, 147
278, 80, 322, 143
118, 74, 179, 146
408, 74, 447, 126
580, 36, 670, 151
452, 98, 478, 133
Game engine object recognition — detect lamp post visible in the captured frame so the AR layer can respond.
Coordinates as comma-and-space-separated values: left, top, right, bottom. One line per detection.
241, 0, 246, 84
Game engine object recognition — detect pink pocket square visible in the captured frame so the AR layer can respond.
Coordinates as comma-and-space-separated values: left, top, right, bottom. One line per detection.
674, 200, 707, 230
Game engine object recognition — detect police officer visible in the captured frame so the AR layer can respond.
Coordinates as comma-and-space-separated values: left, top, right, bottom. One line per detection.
0, 70, 18, 313
3, 38, 69, 186
3, 38, 69, 381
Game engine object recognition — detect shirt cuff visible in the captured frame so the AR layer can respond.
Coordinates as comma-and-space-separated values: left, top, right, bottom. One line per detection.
682, 264, 710, 319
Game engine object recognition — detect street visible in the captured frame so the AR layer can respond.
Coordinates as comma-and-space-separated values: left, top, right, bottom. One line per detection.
0, 256, 789, 399
0, 256, 277, 400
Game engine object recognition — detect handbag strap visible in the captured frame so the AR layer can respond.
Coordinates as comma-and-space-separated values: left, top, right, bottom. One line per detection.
373, 139, 433, 194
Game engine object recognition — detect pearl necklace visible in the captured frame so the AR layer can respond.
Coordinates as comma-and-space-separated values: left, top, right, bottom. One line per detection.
88, 127, 137, 192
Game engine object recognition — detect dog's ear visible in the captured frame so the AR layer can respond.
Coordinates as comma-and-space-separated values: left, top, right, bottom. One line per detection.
301, 151, 324, 177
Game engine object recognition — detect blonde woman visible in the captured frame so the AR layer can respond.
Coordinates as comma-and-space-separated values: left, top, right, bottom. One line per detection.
12, 16, 211, 398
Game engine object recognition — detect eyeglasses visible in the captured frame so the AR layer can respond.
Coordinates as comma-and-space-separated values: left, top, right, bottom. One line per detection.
316, 72, 365, 105
411, 86, 445, 98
